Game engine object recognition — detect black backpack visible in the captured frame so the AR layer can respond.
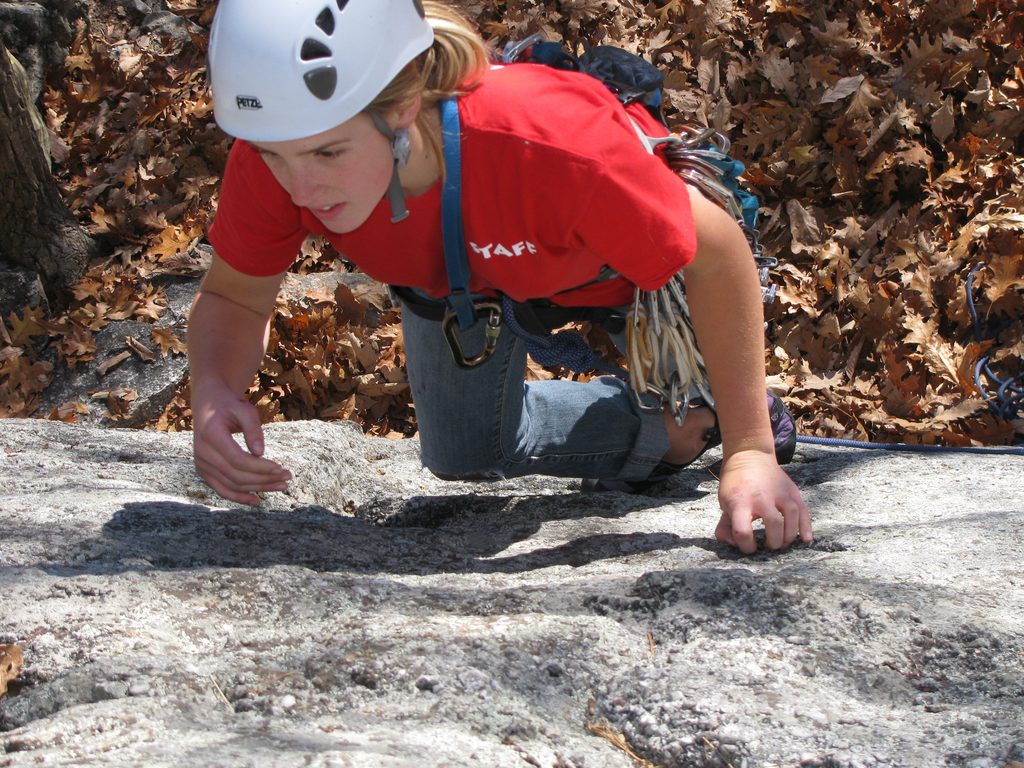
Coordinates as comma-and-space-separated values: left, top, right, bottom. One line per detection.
502, 35, 667, 126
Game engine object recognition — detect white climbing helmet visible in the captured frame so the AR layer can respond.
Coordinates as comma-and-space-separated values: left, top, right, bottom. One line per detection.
208, 0, 435, 142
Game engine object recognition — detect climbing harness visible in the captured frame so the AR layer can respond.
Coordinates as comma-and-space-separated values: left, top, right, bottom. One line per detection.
500, 295, 625, 376
433, 36, 778, 431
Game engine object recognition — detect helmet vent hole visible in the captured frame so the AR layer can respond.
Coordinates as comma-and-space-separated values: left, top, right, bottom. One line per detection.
315, 7, 335, 35
412, 0, 425, 19
336, 0, 349, 11
304, 66, 338, 100
301, 38, 332, 61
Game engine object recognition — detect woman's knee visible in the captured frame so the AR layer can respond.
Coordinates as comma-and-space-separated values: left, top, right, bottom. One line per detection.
426, 466, 506, 482
420, 444, 506, 481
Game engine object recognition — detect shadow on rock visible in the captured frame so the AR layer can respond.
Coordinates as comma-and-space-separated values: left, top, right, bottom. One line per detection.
61, 494, 715, 576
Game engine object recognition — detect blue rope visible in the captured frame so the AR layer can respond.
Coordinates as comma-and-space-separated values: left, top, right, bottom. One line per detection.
966, 264, 1024, 422
796, 435, 1024, 456
500, 295, 627, 377
796, 265, 1024, 456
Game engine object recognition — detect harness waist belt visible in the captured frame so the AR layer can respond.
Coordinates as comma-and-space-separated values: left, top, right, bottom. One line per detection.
391, 286, 625, 336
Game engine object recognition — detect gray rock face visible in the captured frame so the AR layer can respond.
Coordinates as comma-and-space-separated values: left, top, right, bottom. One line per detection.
0, 268, 47, 319
0, 418, 1022, 767
38, 277, 198, 427
0, 0, 87, 103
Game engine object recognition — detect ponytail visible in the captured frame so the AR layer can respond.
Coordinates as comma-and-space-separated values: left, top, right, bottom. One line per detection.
368, 1, 489, 168
417, 1, 490, 102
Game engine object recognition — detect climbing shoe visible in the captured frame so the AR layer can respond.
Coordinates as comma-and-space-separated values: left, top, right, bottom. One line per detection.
768, 391, 797, 465
582, 393, 796, 494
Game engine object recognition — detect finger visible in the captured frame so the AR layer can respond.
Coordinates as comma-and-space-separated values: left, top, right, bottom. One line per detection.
799, 500, 813, 543
195, 456, 291, 491
200, 462, 289, 504
234, 401, 267, 457
199, 429, 291, 480
714, 511, 735, 546
730, 511, 758, 555
199, 464, 265, 506
782, 498, 802, 545
761, 507, 786, 550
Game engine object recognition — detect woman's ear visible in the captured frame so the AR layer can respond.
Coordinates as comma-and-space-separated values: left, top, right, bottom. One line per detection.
392, 93, 423, 130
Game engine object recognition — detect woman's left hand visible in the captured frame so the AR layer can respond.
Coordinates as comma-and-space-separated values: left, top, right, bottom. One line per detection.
714, 449, 812, 554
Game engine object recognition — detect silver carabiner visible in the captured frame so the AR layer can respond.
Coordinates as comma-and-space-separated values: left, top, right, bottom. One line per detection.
501, 33, 546, 64
442, 301, 503, 368
667, 375, 691, 427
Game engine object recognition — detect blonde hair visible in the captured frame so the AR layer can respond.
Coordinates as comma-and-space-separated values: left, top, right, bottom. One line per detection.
368, 1, 490, 166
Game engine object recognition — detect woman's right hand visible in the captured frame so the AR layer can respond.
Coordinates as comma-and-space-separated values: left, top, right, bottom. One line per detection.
192, 385, 292, 505
187, 255, 291, 506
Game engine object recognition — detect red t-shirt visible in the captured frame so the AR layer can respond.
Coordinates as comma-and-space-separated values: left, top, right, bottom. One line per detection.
208, 63, 697, 308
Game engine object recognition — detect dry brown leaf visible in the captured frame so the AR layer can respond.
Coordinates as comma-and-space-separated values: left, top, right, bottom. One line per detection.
0, 644, 23, 696
930, 97, 956, 143
96, 351, 132, 376
152, 327, 187, 356
786, 200, 823, 254
6, 306, 48, 346
820, 75, 864, 105
48, 401, 90, 422
125, 335, 156, 362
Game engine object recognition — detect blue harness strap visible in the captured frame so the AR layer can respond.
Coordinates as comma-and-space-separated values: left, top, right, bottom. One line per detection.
439, 96, 625, 374
439, 97, 477, 330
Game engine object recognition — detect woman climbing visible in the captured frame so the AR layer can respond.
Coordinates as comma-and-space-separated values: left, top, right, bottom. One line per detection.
188, 0, 812, 554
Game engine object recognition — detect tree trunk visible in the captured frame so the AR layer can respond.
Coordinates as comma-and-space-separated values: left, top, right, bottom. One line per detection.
0, 37, 95, 293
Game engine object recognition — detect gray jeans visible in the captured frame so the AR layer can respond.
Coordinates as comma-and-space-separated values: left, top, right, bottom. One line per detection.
402, 304, 670, 482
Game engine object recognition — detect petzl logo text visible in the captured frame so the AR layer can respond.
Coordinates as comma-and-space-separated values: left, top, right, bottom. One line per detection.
236, 95, 263, 110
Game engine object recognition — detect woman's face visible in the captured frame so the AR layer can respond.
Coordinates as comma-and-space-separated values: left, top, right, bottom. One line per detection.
250, 112, 395, 233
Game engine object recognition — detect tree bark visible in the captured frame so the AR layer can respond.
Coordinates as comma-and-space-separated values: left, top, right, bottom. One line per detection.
0, 37, 95, 293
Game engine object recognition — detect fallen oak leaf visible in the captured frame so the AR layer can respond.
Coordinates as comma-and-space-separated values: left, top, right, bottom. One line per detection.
930, 97, 956, 144
47, 401, 90, 423
96, 351, 132, 376
117, 47, 144, 75
353, 375, 409, 397
786, 199, 824, 254
148, 223, 202, 260
766, 0, 811, 17
0, 355, 53, 394
6, 306, 48, 346
90, 387, 139, 403
151, 248, 212, 277
104, 388, 140, 419
820, 75, 864, 104
133, 290, 167, 323
54, 325, 97, 363
846, 79, 885, 120
104, 301, 141, 322
0, 644, 23, 696
125, 335, 156, 362
151, 327, 187, 356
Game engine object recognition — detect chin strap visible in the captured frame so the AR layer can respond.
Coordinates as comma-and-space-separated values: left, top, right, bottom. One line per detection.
369, 112, 412, 223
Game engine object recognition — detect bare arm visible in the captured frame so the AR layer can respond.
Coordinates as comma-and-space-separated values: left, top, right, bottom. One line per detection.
682, 187, 812, 552
188, 254, 291, 504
